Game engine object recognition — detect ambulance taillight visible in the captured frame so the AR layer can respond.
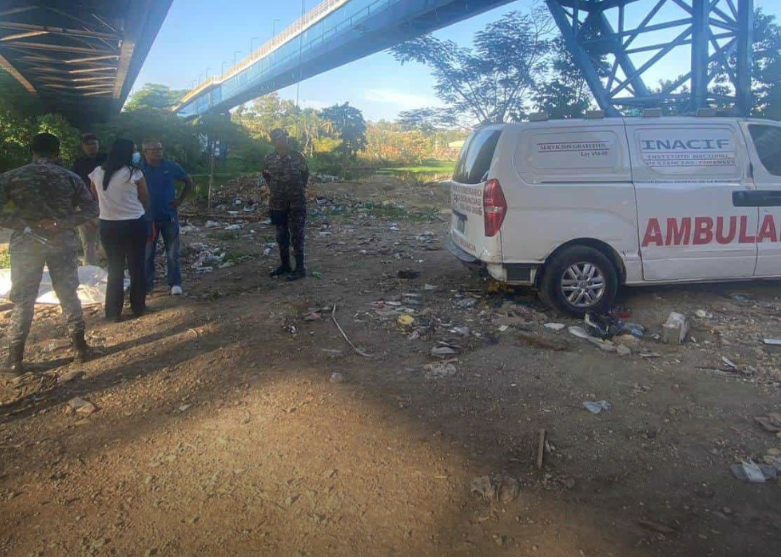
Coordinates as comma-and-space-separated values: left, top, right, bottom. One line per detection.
483, 179, 507, 237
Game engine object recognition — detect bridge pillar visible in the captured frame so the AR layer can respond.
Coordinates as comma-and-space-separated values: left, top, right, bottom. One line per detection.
545, 0, 755, 115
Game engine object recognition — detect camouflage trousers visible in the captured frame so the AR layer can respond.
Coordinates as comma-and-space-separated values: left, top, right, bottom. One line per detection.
271, 193, 307, 258
8, 231, 85, 347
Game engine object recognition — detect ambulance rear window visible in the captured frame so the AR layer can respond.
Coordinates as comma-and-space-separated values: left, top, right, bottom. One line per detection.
453, 129, 501, 184
749, 124, 781, 176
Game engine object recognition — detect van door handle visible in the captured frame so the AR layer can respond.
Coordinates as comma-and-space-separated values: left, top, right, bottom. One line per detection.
748, 162, 754, 179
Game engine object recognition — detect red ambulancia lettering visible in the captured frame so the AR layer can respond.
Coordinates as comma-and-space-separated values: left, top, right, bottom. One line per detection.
666, 218, 691, 245
693, 217, 714, 245
643, 215, 779, 246
757, 214, 778, 243
642, 218, 664, 247
739, 215, 756, 243
716, 216, 737, 244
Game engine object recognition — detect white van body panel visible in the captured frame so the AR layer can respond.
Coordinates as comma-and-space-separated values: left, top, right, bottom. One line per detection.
626, 118, 758, 281
447, 116, 781, 290
496, 121, 641, 280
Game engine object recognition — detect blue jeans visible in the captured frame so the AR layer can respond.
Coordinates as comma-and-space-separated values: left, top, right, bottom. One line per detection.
145, 216, 181, 291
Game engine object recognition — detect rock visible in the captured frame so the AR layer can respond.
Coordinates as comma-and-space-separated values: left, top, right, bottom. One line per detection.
424, 363, 457, 379
58, 370, 85, 384
615, 334, 640, 347
67, 397, 97, 415
616, 344, 632, 356
431, 346, 457, 358
662, 312, 689, 344
329, 372, 345, 384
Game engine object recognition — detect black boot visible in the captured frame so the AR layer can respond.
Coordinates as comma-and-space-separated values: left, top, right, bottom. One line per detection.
269, 249, 292, 278
287, 253, 306, 281
2, 342, 25, 379
72, 331, 90, 364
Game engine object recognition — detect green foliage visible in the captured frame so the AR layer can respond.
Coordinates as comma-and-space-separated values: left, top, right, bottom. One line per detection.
124, 83, 189, 111
320, 103, 368, 160
392, 8, 553, 126
0, 249, 10, 269
751, 9, 781, 119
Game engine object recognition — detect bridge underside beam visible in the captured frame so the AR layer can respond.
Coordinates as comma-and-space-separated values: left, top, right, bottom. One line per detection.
546, 0, 754, 115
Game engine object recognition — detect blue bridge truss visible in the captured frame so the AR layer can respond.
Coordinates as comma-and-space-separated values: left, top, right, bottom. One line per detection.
175, 0, 755, 119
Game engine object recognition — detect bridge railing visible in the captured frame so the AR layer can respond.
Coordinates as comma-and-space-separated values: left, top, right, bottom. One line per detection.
177, 0, 401, 114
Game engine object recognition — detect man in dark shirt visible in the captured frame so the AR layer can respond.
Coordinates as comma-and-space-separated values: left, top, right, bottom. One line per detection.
0, 133, 99, 379
72, 133, 106, 265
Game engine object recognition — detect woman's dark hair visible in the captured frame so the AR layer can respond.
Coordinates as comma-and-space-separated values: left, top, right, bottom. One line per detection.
102, 138, 135, 190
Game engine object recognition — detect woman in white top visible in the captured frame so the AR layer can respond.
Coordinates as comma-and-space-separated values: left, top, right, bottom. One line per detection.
89, 139, 149, 321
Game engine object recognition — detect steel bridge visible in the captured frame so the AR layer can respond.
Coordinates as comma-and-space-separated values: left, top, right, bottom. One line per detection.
174, 0, 755, 119
0, 0, 174, 125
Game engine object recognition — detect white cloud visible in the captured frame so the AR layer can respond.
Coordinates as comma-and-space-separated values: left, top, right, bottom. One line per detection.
363, 88, 441, 109
300, 99, 330, 110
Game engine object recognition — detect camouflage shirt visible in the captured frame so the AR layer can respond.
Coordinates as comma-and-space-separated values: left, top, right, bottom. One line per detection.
263, 150, 309, 198
0, 158, 98, 232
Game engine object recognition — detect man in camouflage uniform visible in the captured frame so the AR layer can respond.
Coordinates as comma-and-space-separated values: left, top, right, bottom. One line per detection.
0, 133, 99, 380
262, 128, 309, 281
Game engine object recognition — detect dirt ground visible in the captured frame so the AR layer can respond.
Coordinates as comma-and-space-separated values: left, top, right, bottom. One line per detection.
1, 176, 780, 557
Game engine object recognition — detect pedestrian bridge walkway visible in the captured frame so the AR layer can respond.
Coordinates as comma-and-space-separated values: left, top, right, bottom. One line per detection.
174, 0, 514, 118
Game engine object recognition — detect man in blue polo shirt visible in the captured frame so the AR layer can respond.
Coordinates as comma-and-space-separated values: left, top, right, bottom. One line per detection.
141, 140, 194, 295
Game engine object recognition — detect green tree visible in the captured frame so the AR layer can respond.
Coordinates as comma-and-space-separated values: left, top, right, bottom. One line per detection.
533, 38, 595, 119
124, 84, 189, 111
392, 8, 552, 126
750, 9, 781, 119
320, 103, 368, 175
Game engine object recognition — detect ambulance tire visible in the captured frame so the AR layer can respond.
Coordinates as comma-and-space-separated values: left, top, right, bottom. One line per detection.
542, 246, 618, 317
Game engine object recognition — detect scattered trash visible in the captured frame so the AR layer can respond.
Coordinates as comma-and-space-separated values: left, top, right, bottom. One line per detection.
454, 298, 478, 309
470, 475, 520, 504
424, 362, 457, 379
730, 460, 779, 483
616, 344, 632, 356
262, 243, 277, 257
397, 269, 420, 279
583, 400, 611, 414
450, 326, 470, 337
205, 220, 221, 229
662, 312, 689, 345
68, 397, 97, 416
311, 271, 323, 280
423, 284, 437, 291
695, 309, 713, 319
639, 520, 676, 535
544, 323, 566, 331
397, 314, 415, 327
763, 338, 781, 346
639, 352, 661, 359
722, 356, 738, 370
585, 312, 624, 339
329, 372, 345, 384
431, 346, 458, 358
568, 326, 590, 339
224, 224, 242, 231
754, 413, 781, 433
194, 267, 214, 275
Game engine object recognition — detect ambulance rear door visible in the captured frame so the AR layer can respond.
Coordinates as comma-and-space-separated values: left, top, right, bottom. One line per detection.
627, 119, 758, 281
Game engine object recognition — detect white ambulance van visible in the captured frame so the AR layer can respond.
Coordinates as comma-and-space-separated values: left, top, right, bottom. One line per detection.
446, 113, 781, 315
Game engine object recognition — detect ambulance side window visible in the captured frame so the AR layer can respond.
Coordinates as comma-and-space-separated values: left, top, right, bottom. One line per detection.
452, 129, 501, 185
748, 125, 781, 177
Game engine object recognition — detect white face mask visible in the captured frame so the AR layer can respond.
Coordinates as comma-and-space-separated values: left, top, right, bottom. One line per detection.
132, 152, 141, 165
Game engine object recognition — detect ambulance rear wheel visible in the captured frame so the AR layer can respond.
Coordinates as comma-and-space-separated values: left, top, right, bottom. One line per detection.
542, 246, 618, 316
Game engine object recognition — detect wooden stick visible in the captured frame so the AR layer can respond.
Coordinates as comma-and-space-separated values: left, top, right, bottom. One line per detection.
332, 304, 372, 359
536, 429, 546, 470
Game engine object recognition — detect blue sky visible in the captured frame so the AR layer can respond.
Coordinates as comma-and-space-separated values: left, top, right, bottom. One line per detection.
134, 0, 781, 122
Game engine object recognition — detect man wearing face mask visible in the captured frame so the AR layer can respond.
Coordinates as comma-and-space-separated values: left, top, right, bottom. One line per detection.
72, 133, 107, 265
